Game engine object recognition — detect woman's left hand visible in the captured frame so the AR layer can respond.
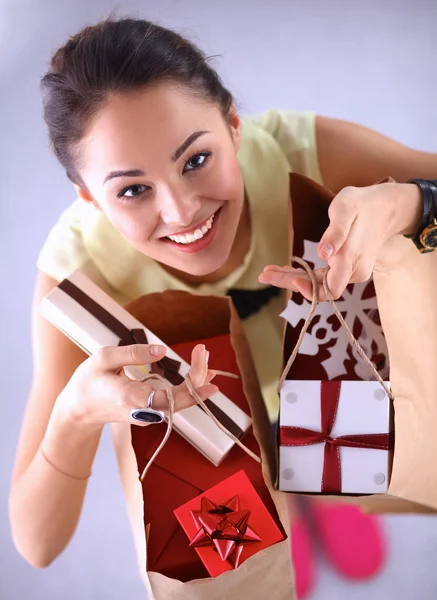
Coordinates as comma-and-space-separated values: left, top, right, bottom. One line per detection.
259, 182, 422, 301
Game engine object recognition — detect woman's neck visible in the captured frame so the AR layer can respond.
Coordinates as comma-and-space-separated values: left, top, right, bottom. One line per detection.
161, 198, 251, 287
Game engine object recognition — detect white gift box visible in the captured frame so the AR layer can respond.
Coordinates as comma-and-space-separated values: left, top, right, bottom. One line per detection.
40, 269, 252, 466
278, 380, 393, 495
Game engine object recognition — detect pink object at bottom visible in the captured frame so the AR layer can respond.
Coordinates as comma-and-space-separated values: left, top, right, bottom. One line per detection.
291, 519, 316, 599
311, 501, 387, 580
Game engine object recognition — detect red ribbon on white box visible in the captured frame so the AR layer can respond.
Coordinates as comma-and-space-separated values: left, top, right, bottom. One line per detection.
280, 381, 394, 493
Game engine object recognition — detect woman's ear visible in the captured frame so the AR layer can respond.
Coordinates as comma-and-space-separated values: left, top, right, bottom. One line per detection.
228, 105, 241, 151
73, 184, 101, 211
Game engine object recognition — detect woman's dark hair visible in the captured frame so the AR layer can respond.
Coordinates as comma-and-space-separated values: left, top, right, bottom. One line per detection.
41, 17, 233, 185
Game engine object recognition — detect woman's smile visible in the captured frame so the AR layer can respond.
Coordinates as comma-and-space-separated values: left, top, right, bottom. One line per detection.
161, 207, 221, 253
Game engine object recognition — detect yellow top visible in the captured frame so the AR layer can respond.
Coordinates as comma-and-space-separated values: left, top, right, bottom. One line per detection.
37, 109, 323, 420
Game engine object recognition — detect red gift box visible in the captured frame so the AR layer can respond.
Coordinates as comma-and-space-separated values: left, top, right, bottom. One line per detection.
131, 334, 283, 582
173, 470, 285, 578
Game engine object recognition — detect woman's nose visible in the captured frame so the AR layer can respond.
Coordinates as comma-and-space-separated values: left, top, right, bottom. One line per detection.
159, 186, 201, 226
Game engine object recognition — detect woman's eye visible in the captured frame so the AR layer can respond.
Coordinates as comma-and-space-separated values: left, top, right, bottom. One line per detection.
183, 152, 211, 174
117, 184, 149, 199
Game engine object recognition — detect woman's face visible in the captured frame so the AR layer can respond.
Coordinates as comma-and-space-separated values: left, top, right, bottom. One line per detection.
77, 83, 244, 277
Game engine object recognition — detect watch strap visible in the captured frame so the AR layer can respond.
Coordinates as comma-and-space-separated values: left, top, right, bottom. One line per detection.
405, 178, 434, 252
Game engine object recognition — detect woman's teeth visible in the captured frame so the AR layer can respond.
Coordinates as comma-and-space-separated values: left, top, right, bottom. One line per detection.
167, 213, 215, 244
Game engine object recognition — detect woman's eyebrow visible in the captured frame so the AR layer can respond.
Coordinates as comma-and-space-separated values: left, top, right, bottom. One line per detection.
103, 169, 145, 185
171, 130, 210, 162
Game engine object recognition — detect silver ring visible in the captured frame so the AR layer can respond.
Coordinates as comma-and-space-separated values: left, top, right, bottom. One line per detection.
147, 390, 156, 410
130, 389, 165, 425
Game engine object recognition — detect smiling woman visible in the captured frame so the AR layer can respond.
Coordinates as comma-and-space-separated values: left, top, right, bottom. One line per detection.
72, 85, 246, 279
9, 14, 437, 599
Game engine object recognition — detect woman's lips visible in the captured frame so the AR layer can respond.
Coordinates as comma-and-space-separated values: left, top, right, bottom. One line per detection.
161, 208, 221, 254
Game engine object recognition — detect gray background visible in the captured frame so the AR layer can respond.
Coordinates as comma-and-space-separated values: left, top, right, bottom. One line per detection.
1, 0, 436, 599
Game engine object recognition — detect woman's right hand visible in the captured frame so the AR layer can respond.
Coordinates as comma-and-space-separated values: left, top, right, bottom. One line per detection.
56, 342, 218, 427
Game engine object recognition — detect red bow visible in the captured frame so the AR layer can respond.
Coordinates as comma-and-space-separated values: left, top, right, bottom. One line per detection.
189, 495, 261, 568
280, 381, 393, 494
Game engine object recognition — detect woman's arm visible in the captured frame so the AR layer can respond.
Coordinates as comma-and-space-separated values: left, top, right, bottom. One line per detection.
10, 272, 218, 568
316, 116, 437, 193
260, 117, 436, 299
9, 271, 102, 567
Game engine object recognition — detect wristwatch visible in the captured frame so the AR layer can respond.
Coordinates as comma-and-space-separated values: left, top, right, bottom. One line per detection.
405, 179, 437, 253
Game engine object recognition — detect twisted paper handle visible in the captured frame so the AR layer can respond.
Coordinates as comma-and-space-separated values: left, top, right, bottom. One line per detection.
139, 370, 261, 482
278, 257, 393, 400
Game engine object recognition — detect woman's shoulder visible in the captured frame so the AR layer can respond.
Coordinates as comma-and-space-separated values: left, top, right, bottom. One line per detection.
243, 108, 315, 138
37, 199, 91, 283
36, 198, 178, 301
242, 109, 323, 183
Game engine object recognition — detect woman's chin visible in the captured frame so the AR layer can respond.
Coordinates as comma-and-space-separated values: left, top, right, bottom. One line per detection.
155, 246, 231, 281
177, 255, 229, 278
139, 225, 236, 281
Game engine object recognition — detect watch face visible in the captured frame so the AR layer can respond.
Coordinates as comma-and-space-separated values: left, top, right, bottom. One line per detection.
421, 223, 437, 249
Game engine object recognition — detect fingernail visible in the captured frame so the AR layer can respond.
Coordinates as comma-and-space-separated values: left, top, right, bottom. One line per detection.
205, 350, 210, 362
320, 243, 334, 258
150, 345, 165, 356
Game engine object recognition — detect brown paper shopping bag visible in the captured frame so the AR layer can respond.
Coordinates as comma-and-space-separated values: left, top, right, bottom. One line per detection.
281, 173, 437, 514
110, 291, 295, 600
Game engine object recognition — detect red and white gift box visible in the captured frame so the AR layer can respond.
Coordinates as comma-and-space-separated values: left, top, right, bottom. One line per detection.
39, 269, 252, 466
278, 380, 394, 495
